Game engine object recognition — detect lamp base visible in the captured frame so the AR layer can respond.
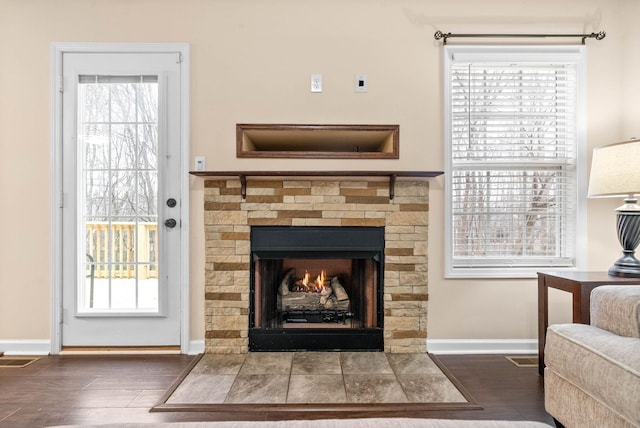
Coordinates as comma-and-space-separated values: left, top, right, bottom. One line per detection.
608, 252, 640, 277
609, 202, 640, 277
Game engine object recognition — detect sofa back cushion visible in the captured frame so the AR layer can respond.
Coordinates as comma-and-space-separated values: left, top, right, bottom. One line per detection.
591, 285, 640, 338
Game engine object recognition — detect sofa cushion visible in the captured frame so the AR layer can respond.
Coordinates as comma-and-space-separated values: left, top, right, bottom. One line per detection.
545, 369, 637, 428
49, 420, 553, 428
591, 285, 640, 338
545, 323, 640, 426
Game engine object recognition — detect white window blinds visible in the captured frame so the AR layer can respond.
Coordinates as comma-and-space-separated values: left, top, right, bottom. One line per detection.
444, 46, 585, 277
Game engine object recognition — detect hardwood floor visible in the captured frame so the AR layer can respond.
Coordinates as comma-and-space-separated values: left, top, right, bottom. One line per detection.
0, 354, 554, 427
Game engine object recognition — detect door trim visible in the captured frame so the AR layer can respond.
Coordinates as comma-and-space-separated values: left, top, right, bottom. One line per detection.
50, 42, 190, 354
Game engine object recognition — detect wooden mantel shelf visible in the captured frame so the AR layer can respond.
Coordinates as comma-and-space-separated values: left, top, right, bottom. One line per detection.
189, 170, 443, 200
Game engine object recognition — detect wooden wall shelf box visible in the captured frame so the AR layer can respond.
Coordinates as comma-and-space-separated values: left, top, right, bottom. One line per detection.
189, 170, 443, 200
236, 124, 400, 159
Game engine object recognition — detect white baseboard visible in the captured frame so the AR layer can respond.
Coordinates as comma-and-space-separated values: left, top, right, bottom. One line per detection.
187, 339, 204, 355
427, 339, 538, 355
0, 340, 51, 355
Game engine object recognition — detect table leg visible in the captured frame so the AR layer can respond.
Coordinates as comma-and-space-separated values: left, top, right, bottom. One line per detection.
538, 275, 548, 376
580, 285, 596, 325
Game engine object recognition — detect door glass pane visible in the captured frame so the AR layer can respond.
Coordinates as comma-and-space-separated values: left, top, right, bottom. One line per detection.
78, 76, 159, 313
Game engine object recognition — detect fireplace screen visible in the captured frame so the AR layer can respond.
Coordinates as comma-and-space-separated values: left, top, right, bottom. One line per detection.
250, 226, 384, 351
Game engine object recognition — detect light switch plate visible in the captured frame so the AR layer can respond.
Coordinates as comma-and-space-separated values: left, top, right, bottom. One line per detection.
355, 74, 368, 93
194, 156, 206, 171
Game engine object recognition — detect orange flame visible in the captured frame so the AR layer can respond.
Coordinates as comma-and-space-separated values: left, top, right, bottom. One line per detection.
315, 270, 326, 290
293, 269, 328, 293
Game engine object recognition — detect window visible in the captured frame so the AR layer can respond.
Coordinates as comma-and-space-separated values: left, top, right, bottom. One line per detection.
79, 74, 160, 311
444, 46, 586, 278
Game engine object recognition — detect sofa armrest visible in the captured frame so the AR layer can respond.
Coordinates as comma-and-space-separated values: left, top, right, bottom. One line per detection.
591, 285, 640, 338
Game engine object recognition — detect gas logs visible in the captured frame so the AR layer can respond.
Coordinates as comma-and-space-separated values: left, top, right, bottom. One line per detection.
278, 269, 350, 312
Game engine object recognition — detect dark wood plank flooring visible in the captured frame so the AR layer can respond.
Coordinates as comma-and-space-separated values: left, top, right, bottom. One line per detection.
0, 354, 554, 427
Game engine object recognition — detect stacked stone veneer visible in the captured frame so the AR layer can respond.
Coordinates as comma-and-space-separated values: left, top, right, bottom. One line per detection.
204, 178, 429, 353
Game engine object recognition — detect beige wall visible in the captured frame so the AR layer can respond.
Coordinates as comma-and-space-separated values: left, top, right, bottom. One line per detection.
0, 0, 635, 346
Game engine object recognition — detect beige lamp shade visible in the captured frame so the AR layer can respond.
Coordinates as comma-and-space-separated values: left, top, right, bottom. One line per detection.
588, 139, 640, 198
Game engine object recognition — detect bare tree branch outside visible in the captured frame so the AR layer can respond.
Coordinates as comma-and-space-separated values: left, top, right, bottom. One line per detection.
78, 76, 159, 308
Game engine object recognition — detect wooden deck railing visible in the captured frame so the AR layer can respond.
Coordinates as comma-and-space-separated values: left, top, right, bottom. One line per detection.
86, 222, 158, 279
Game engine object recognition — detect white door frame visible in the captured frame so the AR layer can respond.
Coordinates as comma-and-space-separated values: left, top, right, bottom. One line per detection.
50, 42, 190, 354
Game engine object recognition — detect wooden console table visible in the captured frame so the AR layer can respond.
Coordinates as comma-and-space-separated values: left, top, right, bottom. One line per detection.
537, 271, 640, 375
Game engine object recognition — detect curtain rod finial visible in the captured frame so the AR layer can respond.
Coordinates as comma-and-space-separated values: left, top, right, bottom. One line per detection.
434, 30, 449, 42
583, 31, 606, 45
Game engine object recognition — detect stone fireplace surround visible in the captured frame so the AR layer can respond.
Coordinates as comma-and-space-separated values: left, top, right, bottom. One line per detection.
203, 177, 429, 354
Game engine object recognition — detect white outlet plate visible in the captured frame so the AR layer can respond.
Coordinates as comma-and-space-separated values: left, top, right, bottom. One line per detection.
311, 74, 322, 93
355, 74, 368, 93
194, 156, 206, 171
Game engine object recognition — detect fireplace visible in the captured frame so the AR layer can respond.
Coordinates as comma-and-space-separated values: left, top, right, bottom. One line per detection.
202, 178, 430, 354
249, 226, 384, 351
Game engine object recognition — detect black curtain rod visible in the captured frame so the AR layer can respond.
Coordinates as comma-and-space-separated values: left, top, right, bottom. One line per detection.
434, 30, 606, 45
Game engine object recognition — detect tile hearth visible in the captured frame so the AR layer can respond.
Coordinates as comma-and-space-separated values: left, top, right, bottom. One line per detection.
166, 352, 467, 405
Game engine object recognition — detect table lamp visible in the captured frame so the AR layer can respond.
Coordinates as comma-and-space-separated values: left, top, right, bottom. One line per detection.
588, 138, 640, 277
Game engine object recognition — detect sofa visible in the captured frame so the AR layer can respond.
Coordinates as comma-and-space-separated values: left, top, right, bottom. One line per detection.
51, 419, 552, 428
544, 285, 640, 428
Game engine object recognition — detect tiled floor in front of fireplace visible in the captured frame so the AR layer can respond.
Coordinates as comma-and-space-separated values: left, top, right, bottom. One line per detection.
166, 352, 468, 405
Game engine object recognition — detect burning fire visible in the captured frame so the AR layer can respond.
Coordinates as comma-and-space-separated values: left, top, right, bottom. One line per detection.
294, 269, 326, 292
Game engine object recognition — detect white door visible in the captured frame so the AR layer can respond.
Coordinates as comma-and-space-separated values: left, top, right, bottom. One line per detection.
58, 50, 185, 347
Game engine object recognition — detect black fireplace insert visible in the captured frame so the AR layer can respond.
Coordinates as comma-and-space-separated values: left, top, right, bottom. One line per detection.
249, 226, 384, 351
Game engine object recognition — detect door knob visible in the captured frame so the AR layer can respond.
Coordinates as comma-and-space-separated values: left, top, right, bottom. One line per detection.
166, 198, 177, 208
164, 218, 177, 228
